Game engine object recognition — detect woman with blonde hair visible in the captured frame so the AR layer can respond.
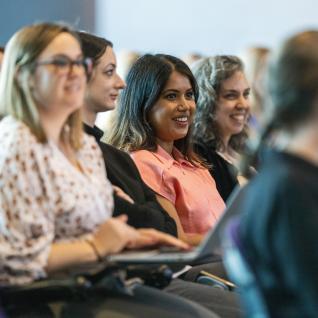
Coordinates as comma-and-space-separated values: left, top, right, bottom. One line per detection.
0, 22, 218, 318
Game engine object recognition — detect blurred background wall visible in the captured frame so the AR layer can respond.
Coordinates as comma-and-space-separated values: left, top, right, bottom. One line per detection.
1, 0, 318, 55
0, 0, 95, 46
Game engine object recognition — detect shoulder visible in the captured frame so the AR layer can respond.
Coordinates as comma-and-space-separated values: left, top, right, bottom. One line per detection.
131, 149, 167, 172
131, 149, 168, 177
0, 116, 41, 167
131, 149, 155, 160
0, 116, 37, 146
194, 141, 218, 162
99, 141, 132, 162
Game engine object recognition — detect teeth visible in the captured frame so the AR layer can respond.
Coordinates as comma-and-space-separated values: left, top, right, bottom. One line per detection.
231, 114, 245, 121
175, 117, 187, 122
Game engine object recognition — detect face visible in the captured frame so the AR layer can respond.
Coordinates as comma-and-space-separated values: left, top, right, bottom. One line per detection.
215, 71, 250, 140
31, 32, 87, 117
148, 71, 196, 149
85, 46, 125, 113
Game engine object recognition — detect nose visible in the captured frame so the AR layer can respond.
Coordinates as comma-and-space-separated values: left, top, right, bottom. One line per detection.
237, 95, 250, 110
177, 96, 192, 112
115, 73, 126, 89
68, 63, 85, 77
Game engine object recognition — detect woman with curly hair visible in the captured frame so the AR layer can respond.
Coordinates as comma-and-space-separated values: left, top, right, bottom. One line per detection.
192, 56, 251, 201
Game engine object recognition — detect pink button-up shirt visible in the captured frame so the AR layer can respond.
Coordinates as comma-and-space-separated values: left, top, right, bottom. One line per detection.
131, 146, 226, 234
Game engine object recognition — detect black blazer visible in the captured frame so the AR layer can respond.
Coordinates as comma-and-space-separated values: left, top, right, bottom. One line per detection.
84, 124, 177, 236
194, 141, 238, 202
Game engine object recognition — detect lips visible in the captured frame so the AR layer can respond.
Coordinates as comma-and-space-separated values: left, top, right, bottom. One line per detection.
230, 113, 246, 123
110, 94, 118, 100
174, 116, 188, 122
172, 116, 190, 129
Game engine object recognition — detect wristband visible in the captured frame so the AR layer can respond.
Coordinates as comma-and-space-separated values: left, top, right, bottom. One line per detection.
85, 237, 102, 262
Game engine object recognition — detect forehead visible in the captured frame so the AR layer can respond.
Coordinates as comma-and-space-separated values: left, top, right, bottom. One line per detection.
220, 71, 249, 91
98, 46, 116, 66
38, 32, 82, 59
164, 70, 192, 90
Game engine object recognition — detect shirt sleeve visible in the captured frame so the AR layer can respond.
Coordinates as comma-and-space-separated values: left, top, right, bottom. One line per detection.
276, 182, 318, 313
131, 151, 177, 204
0, 134, 55, 286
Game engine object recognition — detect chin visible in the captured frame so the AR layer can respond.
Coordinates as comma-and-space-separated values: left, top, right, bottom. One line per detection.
100, 104, 115, 112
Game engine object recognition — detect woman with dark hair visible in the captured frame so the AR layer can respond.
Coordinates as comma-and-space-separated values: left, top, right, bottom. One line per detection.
79, 32, 243, 318
192, 56, 251, 201
79, 31, 178, 235
107, 54, 225, 245
226, 30, 318, 317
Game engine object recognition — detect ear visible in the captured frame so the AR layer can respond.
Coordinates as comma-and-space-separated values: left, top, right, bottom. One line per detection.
15, 66, 35, 89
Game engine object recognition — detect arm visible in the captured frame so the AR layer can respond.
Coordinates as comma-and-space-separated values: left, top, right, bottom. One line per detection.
48, 215, 188, 273
47, 215, 139, 273
155, 195, 203, 246
103, 146, 177, 235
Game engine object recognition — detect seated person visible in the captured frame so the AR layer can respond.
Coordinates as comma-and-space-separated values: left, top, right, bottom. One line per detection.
229, 30, 318, 317
0, 22, 220, 318
106, 54, 226, 245
79, 31, 177, 236
191, 56, 251, 201
78, 31, 243, 318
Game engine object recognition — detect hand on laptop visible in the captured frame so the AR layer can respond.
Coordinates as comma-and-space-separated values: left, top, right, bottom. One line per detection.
91, 215, 189, 260
126, 228, 190, 251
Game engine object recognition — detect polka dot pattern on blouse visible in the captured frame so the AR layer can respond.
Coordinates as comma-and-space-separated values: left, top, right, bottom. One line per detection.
0, 116, 113, 285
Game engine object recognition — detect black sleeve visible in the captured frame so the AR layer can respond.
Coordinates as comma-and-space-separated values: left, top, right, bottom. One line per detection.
241, 175, 318, 316
113, 193, 177, 236
99, 142, 177, 236
274, 182, 318, 314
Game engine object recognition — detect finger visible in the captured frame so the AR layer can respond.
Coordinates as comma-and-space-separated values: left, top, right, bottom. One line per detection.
115, 214, 128, 223
138, 229, 190, 250
126, 232, 156, 249
121, 193, 134, 204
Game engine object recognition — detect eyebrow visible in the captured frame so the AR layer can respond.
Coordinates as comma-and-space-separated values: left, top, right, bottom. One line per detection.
104, 63, 116, 69
222, 87, 251, 93
162, 88, 193, 94
50, 53, 84, 59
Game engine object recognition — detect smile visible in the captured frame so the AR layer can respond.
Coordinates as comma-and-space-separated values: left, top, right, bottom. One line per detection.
174, 116, 188, 122
230, 114, 246, 123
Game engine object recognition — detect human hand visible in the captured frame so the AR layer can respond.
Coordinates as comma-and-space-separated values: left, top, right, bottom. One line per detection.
91, 215, 142, 256
113, 185, 134, 204
126, 228, 190, 251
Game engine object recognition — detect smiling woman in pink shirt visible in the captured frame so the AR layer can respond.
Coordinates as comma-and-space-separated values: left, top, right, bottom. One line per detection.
106, 54, 225, 245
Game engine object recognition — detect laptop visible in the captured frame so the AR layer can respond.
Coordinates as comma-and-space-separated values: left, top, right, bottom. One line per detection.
107, 185, 247, 265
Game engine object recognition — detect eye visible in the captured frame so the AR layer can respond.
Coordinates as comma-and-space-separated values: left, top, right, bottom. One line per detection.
104, 69, 114, 76
224, 93, 237, 100
244, 91, 250, 99
51, 58, 69, 68
185, 91, 195, 99
165, 93, 177, 100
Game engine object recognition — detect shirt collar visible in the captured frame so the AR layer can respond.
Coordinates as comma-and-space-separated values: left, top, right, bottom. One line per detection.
83, 123, 104, 142
154, 145, 194, 168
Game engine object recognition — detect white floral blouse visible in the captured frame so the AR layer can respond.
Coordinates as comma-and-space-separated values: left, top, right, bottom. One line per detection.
0, 116, 114, 286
